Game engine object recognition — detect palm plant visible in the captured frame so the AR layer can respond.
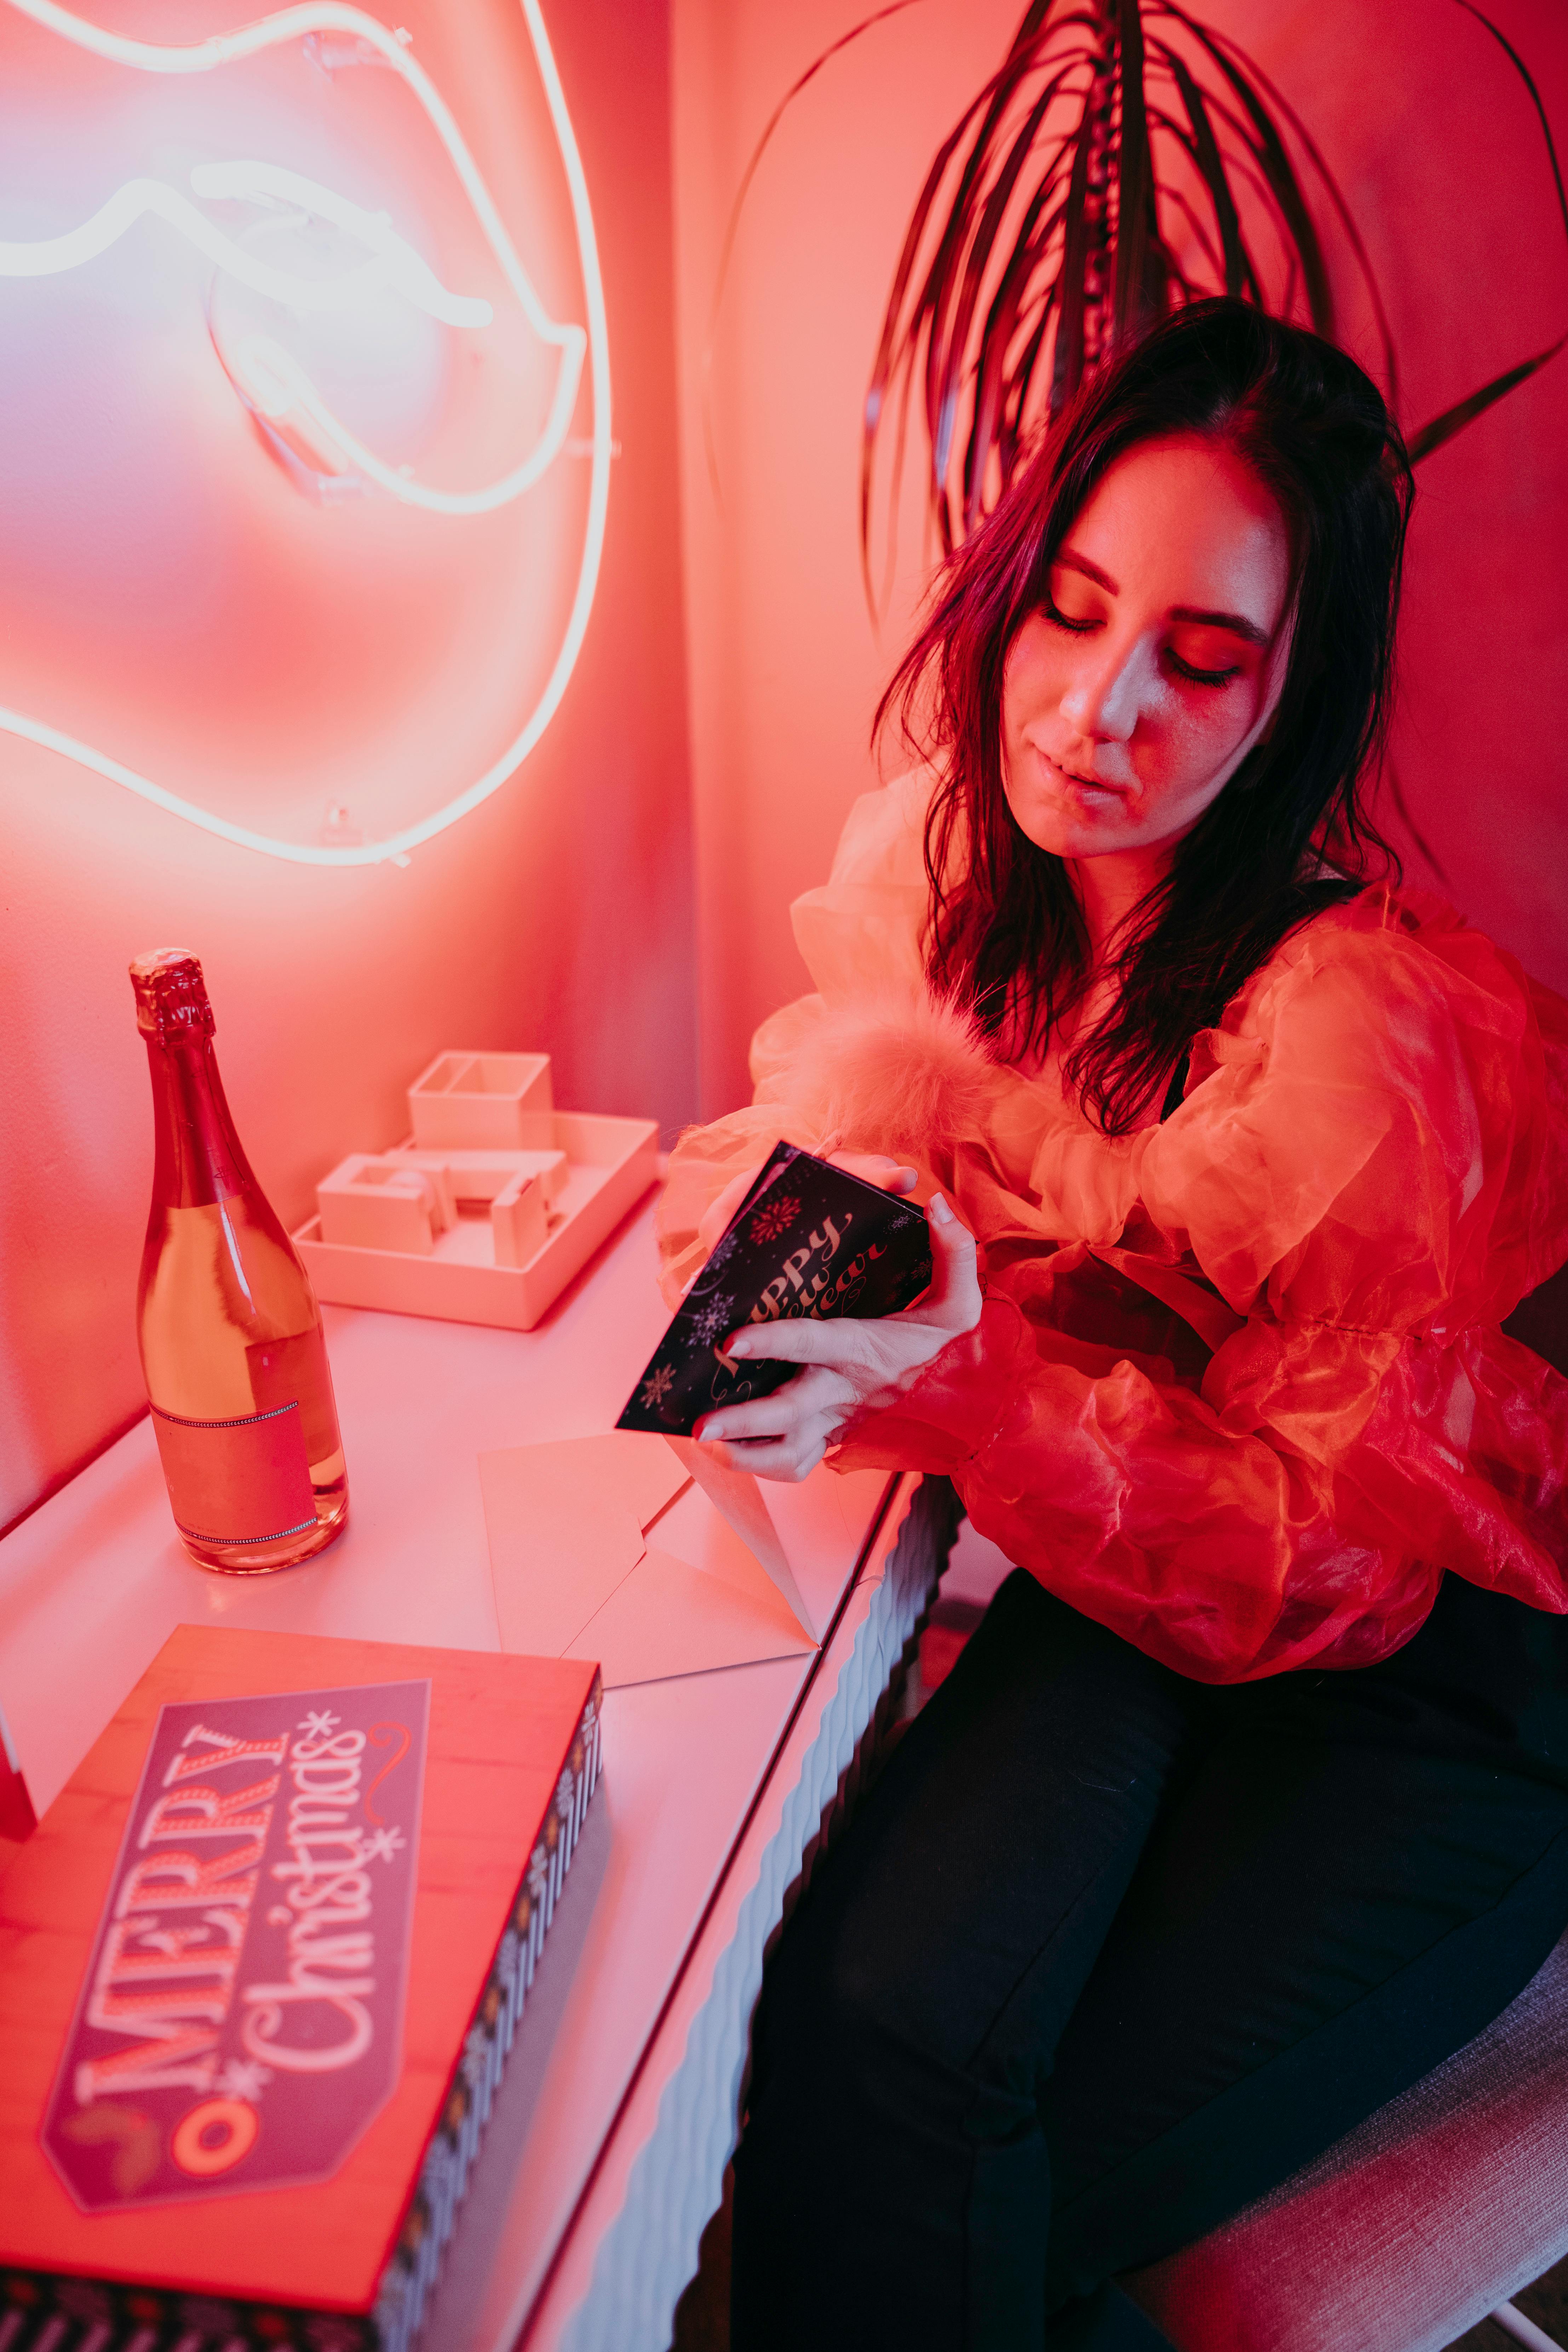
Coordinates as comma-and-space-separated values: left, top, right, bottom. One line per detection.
854, 0, 1566, 597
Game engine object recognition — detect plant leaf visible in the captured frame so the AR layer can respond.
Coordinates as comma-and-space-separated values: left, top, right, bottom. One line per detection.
1154, 1, 1334, 338
862, 49, 1025, 587
1447, 0, 1568, 252
1400, 1, 1568, 465
920, 15, 1094, 538
1112, 0, 1157, 346
914, 9, 1063, 538
1160, 45, 1251, 299
1049, 71, 1099, 417
1407, 334, 1567, 463
1168, 12, 1399, 397
857, 0, 1568, 592
938, 75, 1080, 520
967, 190, 1067, 523
997, 276, 1059, 479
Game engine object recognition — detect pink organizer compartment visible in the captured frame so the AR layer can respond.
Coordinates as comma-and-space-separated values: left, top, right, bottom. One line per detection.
407, 1050, 554, 1149
295, 1056, 659, 1330
316, 1153, 455, 1255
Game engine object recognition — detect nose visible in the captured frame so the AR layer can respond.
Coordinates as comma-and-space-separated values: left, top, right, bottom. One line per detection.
1058, 630, 1148, 746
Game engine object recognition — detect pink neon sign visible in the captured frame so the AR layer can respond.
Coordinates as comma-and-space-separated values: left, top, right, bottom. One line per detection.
0, 1, 611, 866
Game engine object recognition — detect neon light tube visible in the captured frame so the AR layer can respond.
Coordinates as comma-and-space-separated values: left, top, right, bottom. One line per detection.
193, 161, 497, 327
231, 327, 581, 512
0, 0, 612, 867
201, 161, 587, 509
0, 154, 588, 507
0, 165, 494, 326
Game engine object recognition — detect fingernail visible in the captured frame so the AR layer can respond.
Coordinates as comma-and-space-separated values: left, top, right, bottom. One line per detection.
931, 1192, 953, 1224
726, 1335, 750, 1357
693, 1419, 712, 1442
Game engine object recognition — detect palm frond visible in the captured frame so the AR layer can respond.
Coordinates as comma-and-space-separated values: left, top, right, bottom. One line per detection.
859, 0, 1365, 603
1407, 334, 1568, 463
856, 0, 1568, 603
703, 0, 1567, 607
1404, 0, 1568, 460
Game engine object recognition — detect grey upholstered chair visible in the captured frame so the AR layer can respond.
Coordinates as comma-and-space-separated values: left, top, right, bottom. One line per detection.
1119, 1912, 1568, 2350
1109, 1266, 1568, 2352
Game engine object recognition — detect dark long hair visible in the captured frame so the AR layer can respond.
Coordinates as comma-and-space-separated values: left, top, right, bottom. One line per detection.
876, 299, 1414, 1135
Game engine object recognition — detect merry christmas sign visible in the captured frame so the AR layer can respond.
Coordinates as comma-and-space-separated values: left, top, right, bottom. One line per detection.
42, 1681, 428, 2210
1, 1627, 600, 2333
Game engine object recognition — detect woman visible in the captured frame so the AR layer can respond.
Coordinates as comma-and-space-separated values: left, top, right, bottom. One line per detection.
658, 302, 1568, 2349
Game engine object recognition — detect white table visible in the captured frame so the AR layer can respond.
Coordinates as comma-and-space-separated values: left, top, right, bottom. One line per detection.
0, 1195, 952, 2352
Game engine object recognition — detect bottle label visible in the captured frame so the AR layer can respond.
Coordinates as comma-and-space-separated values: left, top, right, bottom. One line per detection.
151, 1400, 317, 1547
246, 1327, 339, 1463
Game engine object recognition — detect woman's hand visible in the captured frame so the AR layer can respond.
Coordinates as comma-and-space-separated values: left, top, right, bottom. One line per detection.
693, 1193, 982, 1482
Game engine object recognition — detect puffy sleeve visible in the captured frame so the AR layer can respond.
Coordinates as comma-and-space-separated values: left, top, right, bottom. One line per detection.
655, 774, 938, 1305
834, 896, 1568, 1681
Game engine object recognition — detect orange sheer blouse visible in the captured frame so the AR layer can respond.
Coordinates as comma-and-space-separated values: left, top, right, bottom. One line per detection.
657, 775, 1568, 1683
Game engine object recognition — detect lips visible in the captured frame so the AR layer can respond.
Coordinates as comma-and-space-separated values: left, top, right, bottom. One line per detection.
1040, 749, 1131, 799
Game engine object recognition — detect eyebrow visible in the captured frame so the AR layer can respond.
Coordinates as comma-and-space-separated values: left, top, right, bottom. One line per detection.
1053, 549, 1271, 648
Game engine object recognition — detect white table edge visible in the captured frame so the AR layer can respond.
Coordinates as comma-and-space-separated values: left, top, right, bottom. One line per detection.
517, 1470, 957, 2352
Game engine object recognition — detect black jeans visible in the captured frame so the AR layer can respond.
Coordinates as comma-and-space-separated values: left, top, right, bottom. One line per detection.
730, 1567, 1568, 2350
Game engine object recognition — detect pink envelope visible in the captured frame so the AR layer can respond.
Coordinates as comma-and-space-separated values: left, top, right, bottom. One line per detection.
479, 1434, 819, 1689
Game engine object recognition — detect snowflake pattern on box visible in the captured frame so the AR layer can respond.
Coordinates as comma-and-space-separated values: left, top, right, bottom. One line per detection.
618, 1144, 934, 1437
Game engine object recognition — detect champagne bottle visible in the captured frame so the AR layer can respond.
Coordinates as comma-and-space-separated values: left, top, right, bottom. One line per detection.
132, 949, 349, 1572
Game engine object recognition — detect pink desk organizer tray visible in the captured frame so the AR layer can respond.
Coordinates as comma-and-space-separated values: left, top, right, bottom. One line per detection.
293, 1050, 660, 1331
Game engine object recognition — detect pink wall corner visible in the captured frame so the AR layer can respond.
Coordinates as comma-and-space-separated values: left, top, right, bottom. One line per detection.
672, 0, 1568, 1116
671, 0, 1012, 1119
0, 0, 696, 1532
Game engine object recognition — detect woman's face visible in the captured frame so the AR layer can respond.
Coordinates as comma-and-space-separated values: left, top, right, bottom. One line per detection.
1001, 434, 1293, 864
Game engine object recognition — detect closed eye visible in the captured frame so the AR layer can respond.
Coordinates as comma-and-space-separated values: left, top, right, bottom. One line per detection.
1042, 595, 1100, 636
1044, 591, 1246, 685
1167, 648, 1242, 688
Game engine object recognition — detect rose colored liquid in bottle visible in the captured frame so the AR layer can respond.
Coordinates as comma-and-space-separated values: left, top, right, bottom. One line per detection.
132, 949, 349, 1572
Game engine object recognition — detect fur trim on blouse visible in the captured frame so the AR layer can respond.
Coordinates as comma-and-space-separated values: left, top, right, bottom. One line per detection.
754, 989, 999, 1164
